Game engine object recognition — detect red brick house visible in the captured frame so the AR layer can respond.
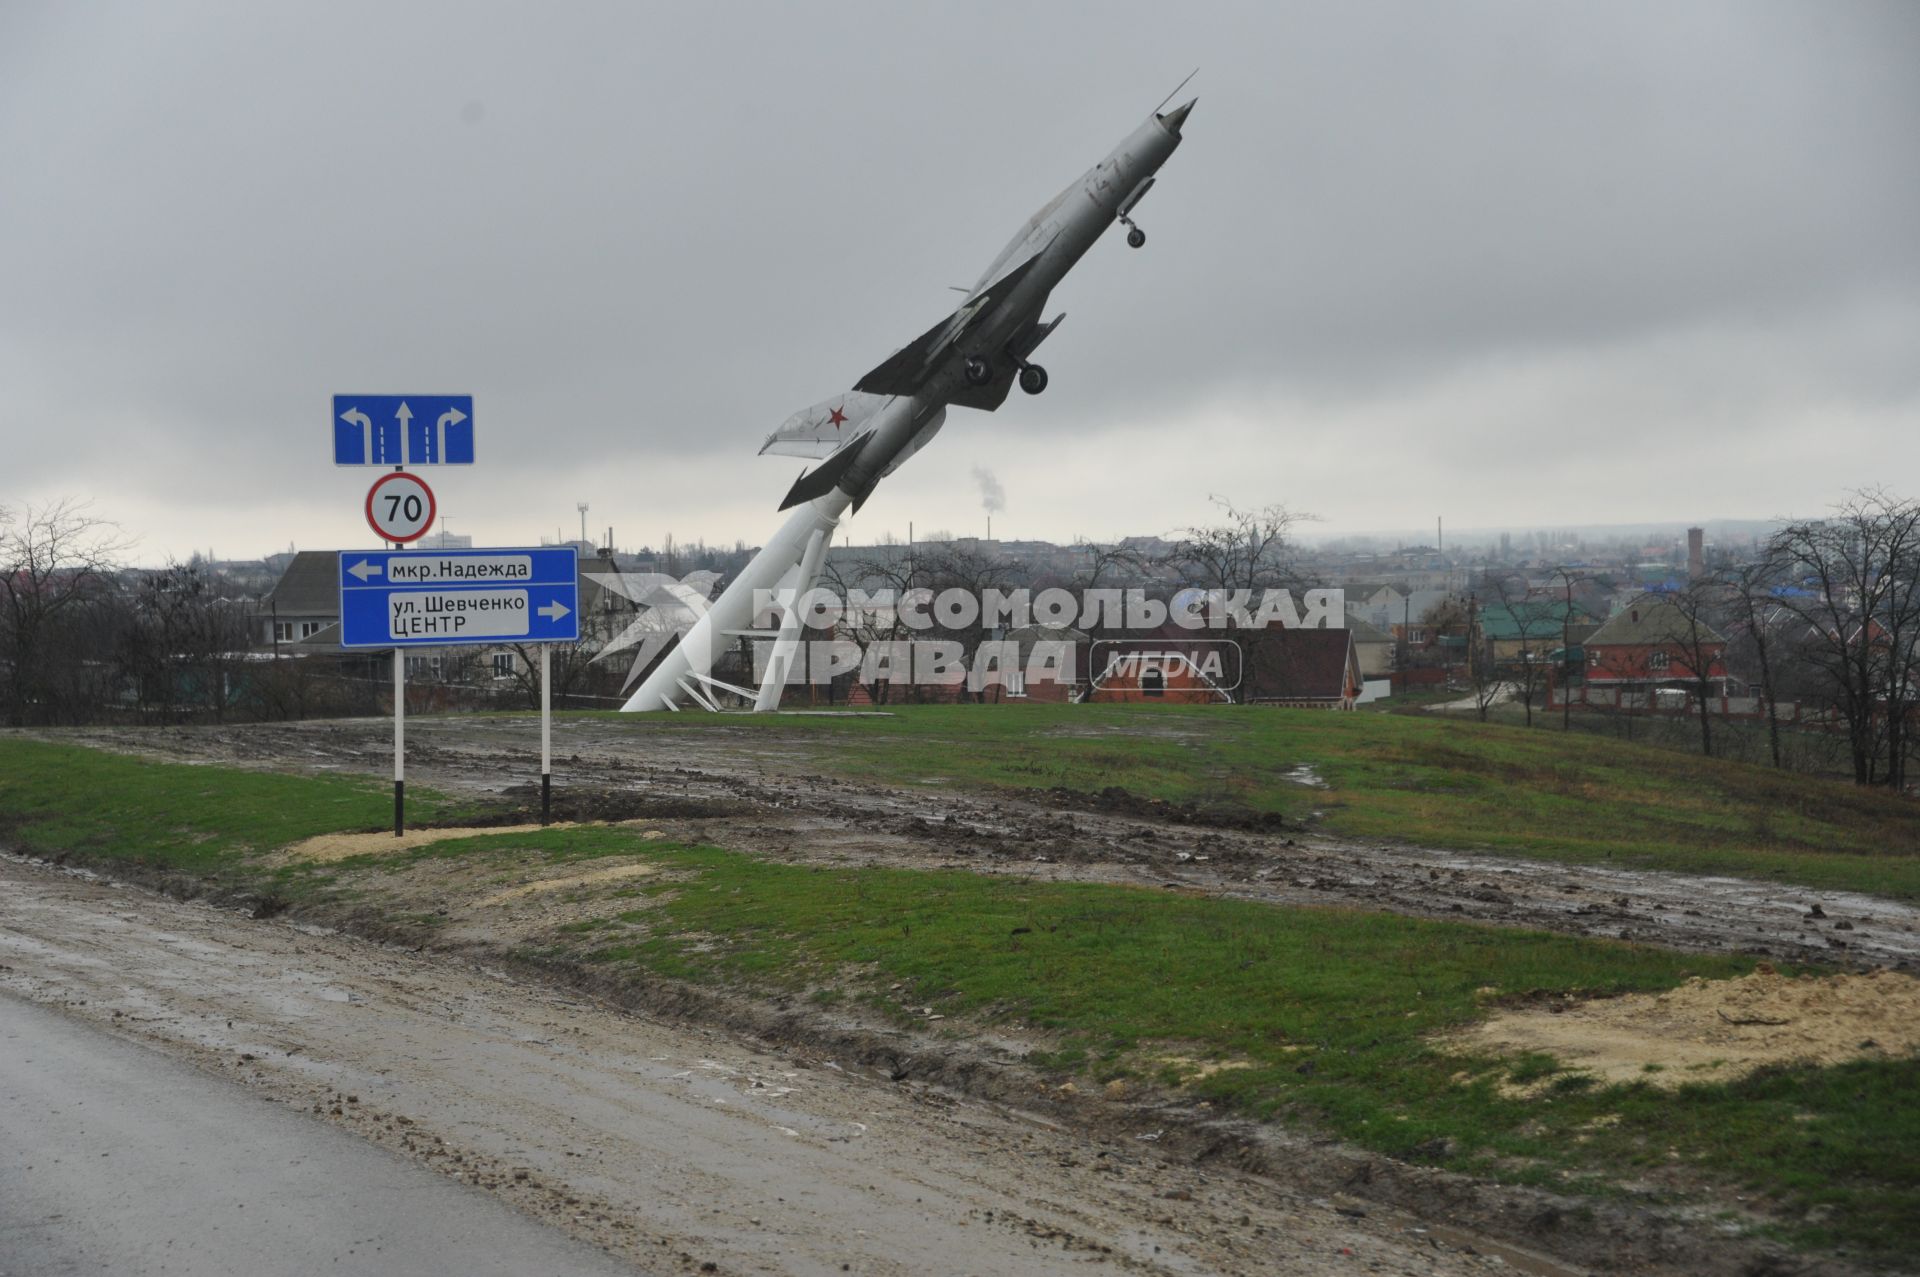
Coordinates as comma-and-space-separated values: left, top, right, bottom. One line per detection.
833, 621, 1362, 710
1086, 631, 1236, 703
1584, 595, 1728, 690
1085, 625, 1363, 709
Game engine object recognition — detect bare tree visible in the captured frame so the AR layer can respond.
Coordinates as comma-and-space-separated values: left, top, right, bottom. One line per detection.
116, 561, 255, 722
1437, 598, 1506, 720
1466, 633, 1508, 721
1481, 575, 1559, 727
1549, 565, 1591, 730
1722, 553, 1791, 769
914, 540, 1026, 703
1058, 539, 1155, 702
1770, 490, 1920, 787
1068, 538, 1148, 593
412, 648, 485, 707
823, 541, 923, 705
0, 500, 133, 725
1160, 499, 1310, 705
1162, 498, 1304, 594
1421, 596, 1472, 632
1645, 585, 1730, 759
245, 650, 324, 721
502, 642, 596, 709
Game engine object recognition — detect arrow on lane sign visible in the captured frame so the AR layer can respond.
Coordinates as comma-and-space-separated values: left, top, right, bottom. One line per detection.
336, 395, 473, 465
339, 407, 375, 464
347, 559, 383, 582
538, 601, 572, 622
338, 405, 402, 464
432, 407, 467, 464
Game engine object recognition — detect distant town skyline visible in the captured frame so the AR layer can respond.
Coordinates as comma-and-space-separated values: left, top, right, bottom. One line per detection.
166, 513, 1774, 574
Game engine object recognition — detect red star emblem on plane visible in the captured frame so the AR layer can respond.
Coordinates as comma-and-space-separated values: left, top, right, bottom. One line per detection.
828, 405, 847, 429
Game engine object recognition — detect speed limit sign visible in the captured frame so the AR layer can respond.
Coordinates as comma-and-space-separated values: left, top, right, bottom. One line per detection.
365, 471, 436, 544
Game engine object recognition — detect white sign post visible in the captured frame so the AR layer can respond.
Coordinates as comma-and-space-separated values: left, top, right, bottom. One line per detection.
393, 649, 405, 835
339, 546, 580, 834
540, 645, 552, 824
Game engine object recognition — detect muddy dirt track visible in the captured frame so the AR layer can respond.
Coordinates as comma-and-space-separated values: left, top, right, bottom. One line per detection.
47, 716, 1920, 971
4, 855, 1566, 1277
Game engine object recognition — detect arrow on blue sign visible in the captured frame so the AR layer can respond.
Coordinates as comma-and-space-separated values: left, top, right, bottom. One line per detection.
336, 406, 402, 465
333, 395, 474, 465
337, 546, 580, 648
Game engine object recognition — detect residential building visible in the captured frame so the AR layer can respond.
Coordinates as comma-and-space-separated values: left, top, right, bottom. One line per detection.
1584, 595, 1729, 690
1344, 615, 1395, 678
1242, 628, 1363, 709
1479, 600, 1599, 664
260, 551, 339, 646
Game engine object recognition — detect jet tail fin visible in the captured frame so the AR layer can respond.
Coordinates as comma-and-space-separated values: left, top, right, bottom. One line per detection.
778, 435, 869, 511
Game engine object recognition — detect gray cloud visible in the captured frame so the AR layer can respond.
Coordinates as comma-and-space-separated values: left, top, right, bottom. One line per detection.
2, 1, 1916, 559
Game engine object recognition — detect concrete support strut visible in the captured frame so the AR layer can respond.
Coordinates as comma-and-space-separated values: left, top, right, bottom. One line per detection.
621, 490, 848, 711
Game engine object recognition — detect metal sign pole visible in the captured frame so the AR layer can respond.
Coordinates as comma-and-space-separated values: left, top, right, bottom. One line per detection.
393, 648, 406, 836
540, 644, 552, 825
335, 546, 576, 835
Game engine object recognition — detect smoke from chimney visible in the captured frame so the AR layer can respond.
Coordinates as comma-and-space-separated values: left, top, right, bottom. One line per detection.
971, 465, 1006, 515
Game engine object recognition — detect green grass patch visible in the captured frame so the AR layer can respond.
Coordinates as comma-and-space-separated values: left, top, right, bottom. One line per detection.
0, 738, 471, 875
590, 704, 1920, 899
472, 828, 1903, 1258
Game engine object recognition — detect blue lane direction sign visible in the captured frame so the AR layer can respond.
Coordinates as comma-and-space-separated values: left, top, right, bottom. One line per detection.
338, 547, 580, 648
333, 395, 475, 465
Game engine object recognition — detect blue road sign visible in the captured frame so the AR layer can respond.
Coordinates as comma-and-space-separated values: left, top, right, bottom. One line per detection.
333, 395, 475, 465
338, 547, 580, 648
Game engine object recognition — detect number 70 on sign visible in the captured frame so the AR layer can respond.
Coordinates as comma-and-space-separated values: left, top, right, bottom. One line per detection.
366, 472, 437, 544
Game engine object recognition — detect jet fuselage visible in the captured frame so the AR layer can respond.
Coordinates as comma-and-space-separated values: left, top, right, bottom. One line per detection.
822, 102, 1193, 510
620, 96, 1195, 711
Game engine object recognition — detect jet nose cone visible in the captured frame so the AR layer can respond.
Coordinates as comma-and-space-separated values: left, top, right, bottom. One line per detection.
1157, 97, 1196, 136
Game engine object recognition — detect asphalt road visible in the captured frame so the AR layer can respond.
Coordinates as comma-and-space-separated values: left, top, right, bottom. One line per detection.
0, 993, 643, 1277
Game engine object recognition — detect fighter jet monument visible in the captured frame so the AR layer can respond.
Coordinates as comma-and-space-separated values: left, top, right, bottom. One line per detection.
620, 87, 1197, 711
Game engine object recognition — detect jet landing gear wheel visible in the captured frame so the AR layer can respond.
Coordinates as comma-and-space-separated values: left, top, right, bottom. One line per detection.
1018, 364, 1049, 395
1126, 226, 1146, 249
963, 355, 993, 386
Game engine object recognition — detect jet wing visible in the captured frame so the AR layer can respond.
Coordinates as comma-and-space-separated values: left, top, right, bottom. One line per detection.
942, 312, 1064, 412
853, 250, 1048, 398
759, 390, 891, 459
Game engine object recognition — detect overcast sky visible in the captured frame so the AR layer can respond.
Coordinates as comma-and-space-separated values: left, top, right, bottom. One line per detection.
4, 1, 1916, 563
